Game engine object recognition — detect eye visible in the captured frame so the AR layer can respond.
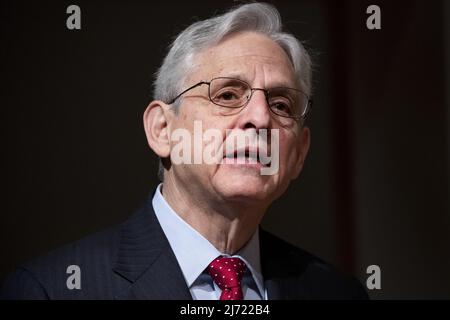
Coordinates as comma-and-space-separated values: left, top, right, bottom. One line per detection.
212, 86, 245, 107
271, 102, 292, 115
217, 90, 239, 101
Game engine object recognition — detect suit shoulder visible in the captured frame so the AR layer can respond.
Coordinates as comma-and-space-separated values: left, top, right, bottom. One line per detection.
1, 223, 122, 299
1, 267, 49, 299
260, 229, 369, 299
26, 223, 121, 270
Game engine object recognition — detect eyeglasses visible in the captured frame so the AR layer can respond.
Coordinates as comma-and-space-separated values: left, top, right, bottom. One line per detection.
167, 77, 312, 121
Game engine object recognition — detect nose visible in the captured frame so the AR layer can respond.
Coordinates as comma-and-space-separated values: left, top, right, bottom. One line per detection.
236, 89, 271, 130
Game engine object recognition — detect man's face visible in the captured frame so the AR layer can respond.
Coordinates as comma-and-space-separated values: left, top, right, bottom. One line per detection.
168, 31, 310, 207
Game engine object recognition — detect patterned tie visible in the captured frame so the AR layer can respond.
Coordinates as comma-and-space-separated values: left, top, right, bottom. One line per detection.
208, 256, 247, 300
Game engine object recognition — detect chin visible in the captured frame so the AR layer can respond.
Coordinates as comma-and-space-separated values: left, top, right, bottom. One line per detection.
214, 177, 273, 203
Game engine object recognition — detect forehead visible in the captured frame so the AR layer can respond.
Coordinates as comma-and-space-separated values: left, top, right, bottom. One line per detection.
190, 32, 297, 87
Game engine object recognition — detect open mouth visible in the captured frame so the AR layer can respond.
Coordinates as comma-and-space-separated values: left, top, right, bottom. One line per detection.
222, 148, 270, 167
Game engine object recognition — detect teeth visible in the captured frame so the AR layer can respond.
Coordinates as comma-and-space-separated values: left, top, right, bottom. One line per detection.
223, 150, 264, 164
226, 154, 257, 159
222, 151, 270, 166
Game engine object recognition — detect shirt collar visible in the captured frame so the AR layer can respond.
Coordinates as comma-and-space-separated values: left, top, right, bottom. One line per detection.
151, 183, 264, 297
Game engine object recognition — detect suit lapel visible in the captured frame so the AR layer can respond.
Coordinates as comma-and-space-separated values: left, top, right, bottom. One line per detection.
111, 195, 314, 300
113, 196, 192, 300
264, 278, 282, 300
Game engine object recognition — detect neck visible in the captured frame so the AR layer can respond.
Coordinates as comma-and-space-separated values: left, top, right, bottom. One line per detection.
161, 176, 267, 254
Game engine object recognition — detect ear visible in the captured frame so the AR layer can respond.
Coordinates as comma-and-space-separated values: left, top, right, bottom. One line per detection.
143, 100, 172, 158
292, 126, 311, 180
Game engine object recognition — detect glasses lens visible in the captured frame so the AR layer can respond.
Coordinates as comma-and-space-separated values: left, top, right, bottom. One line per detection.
209, 78, 250, 108
268, 88, 308, 119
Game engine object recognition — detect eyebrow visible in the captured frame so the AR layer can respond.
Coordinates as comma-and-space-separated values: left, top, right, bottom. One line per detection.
218, 73, 297, 89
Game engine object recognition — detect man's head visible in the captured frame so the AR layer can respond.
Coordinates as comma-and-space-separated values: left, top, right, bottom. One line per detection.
144, 2, 311, 211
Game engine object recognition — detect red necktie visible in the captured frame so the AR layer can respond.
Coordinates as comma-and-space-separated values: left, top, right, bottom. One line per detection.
208, 256, 247, 300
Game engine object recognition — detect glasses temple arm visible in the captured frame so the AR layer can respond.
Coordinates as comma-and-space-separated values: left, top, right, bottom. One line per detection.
167, 81, 209, 105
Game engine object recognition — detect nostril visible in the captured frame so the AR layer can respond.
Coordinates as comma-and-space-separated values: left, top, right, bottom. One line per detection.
244, 123, 256, 130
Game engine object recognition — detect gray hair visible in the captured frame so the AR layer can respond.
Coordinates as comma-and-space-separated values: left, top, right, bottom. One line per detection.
152, 2, 313, 181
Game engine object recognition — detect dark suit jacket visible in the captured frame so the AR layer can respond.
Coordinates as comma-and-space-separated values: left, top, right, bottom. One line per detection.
1, 194, 368, 300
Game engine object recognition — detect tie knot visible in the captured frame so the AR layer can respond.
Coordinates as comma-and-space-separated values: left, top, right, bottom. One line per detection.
208, 256, 247, 290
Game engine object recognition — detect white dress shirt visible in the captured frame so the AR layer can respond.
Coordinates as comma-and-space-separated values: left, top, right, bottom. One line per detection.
152, 183, 266, 300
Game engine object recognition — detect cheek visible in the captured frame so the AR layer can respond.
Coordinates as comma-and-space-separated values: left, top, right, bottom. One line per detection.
171, 108, 230, 166
171, 106, 206, 137
278, 132, 300, 173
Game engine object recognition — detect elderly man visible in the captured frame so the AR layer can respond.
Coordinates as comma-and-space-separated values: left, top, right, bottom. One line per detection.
1, 2, 367, 300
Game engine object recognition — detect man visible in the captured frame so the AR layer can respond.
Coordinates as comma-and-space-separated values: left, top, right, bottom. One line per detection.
1, 2, 368, 300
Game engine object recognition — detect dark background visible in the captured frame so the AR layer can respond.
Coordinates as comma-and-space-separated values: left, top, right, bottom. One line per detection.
1, 0, 449, 299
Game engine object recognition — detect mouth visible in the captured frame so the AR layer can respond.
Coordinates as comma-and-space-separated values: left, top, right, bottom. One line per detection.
222, 148, 270, 167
